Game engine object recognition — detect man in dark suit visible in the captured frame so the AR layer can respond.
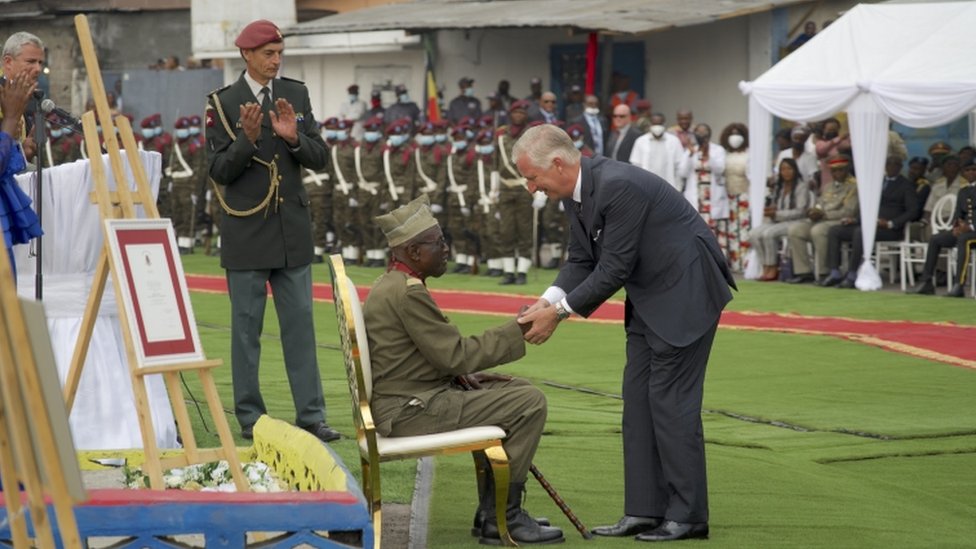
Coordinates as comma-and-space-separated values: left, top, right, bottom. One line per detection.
206, 19, 340, 443
606, 104, 641, 163
821, 155, 919, 289
513, 124, 735, 542
571, 94, 608, 157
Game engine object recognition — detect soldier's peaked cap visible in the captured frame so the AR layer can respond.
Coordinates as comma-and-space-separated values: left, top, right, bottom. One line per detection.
375, 194, 439, 248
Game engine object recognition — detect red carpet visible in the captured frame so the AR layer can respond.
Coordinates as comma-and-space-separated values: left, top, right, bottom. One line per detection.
186, 275, 976, 370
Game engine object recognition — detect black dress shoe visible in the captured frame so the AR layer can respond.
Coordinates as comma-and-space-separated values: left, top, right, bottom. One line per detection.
635, 520, 708, 542
591, 515, 662, 537
838, 277, 856, 289
947, 283, 965, 298
819, 274, 843, 287
241, 425, 254, 440
908, 280, 935, 295
302, 422, 341, 443
499, 273, 516, 285
786, 273, 815, 284
515, 273, 527, 285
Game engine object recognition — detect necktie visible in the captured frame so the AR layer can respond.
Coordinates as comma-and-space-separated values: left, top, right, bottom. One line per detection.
260, 86, 272, 113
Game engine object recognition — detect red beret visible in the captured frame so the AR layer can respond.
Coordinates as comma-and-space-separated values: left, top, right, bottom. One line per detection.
174, 116, 190, 129
566, 124, 585, 139
450, 124, 468, 138
363, 115, 384, 131
476, 128, 495, 143
235, 20, 283, 50
188, 115, 202, 126
509, 99, 531, 113
141, 115, 159, 129
827, 156, 850, 168
385, 118, 411, 135
322, 117, 339, 128
336, 119, 353, 130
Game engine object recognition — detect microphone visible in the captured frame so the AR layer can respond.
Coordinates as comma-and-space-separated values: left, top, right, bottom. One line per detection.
40, 99, 83, 132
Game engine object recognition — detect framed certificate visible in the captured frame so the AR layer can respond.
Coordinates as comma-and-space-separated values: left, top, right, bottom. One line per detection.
104, 218, 204, 366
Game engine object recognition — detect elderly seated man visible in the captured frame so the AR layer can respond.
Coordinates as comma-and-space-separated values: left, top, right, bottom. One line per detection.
363, 194, 564, 545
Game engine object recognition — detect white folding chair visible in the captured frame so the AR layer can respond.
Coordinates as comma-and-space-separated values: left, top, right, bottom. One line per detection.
901, 193, 956, 290
876, 224, 910, 285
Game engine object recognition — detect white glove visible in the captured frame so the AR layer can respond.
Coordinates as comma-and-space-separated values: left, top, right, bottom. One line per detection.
558, 201, 565, 212
379, 202, 391, 211
431, 203, 444, 214
461, 207, 471, 217
494, 211, 501, 221
531, 191, 547, 210
348, 197, 359, 208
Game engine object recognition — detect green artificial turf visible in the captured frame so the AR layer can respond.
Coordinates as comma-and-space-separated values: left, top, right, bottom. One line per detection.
176, 254, 976, 547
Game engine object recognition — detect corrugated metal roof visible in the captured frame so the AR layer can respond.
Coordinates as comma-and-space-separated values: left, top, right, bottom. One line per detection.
287, 0, 808, 36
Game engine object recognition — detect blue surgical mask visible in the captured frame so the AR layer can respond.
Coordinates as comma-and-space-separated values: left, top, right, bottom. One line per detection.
464, 87, 475, 97
417, 135, 435, 146
335, 130, 348, 141
189, 127, 200, 136
364, 131, 382, 142
465, 129, 476, 140
154, 126, 162, 137
477, 144, 495, 155
349, 94, 358, 103
176, 128, 190, 139
574, 139, 584, 149
399, 93, 410, 103
434, 134, 447, 143
324, 129, 338, 140
51, 129, 63, 138
141, 128, 155, 139
453, 140, 467, 150
388, 134, 408, 147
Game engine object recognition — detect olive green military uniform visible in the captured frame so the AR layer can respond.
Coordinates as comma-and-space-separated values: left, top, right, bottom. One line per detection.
45, 132, 81, 167
363, 269, 547, 483
355, 141, 386, 256
330, 138, 361, 260
415, 143, 447, 222
445, 146, 480, 263
788, 175, 859, 277
383, 143, 417, 208
206, 73, 330, 430
169, 135, 206, 250
496, 127, 534, 273
303, 150, 334, 259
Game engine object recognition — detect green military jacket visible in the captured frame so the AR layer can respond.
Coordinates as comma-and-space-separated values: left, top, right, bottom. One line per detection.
816, 174, 858, 220
414, 143, 446, 206
330, 139, 358, 196
206, 73, 327, 270
363, 269, 525, 435
383, 143, 416, 205
355, 141, 384, 197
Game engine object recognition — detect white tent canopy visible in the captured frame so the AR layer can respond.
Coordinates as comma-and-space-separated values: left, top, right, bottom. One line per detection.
739, 1, 976, 290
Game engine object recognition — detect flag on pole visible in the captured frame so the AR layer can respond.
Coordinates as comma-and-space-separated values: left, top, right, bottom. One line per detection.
426, 68, 441, 122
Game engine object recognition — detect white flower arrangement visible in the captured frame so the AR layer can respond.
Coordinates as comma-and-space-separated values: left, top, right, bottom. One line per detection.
123, 460, 286, 493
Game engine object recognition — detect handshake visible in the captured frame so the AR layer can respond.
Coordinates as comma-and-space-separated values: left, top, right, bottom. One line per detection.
516, 299, 562, 345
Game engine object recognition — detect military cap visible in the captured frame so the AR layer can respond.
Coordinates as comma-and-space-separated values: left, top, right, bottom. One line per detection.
375, 194, 439, 248
941, 154, 960, 164
348, 84, 359, 94
475, 128, 495, 143
928, 141, 952, 155
394, 84, 408, 95
458, 115, 476, 128
385, 118, 411, 135
450, 124, 468, 138
565, 123, 585, 139
635, 99, 651, 110
363, 115, 384, 130
322, 116, 339, 128
140, 114, 160, 129
433, 119, 450, 131
827, 155, 851, 168
188, 115, 202, 126
418, 120, 436, 134
509, 99, 531, 113
336, 119, 353, 130
478, 115, 494, 128
908, 156, 929, 166
458, 76, 474, 86
174, 116, 190, 129
235, 19, 283, 50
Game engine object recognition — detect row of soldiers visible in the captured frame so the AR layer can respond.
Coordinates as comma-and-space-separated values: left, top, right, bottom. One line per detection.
304, 98, 585, 284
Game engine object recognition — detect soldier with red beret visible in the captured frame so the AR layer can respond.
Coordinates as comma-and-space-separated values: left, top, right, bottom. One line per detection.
205, 18, 339, 444
493, 99, 536, 284
355, 115, 387, 266
445, 123, 479, 273
168, 116, 206, 254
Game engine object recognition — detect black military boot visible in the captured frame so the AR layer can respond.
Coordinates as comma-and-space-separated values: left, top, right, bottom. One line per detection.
908, 278, 935, 295
479, 482, 564, 545
471, 461, 549, 537
498, 273, 516, 285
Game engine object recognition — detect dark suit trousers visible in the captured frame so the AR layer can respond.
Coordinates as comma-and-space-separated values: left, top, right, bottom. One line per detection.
827, 224, 901, 273
922, 230, 976, 283
621, 301, 717, 523
227, 265, 326, 429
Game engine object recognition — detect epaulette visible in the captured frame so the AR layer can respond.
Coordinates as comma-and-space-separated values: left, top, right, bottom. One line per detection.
207, 84, 231, 98
280, 76, 305, 85
406, 277, 424, 287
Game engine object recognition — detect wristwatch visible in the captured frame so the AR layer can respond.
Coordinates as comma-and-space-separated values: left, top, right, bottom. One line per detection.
554, 301, 571, 321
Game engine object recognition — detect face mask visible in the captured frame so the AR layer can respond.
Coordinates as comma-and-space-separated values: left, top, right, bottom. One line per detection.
695, 133, 709, 145
464, 88, 474, 97
175, 129, 190, 139
434, 134, 447, 143
824, 131, 838, 140
51, 129, 63, 138
453, 140, 467, 150
585, 107, 600, 116
728, 135, 744, 149
399, 93, 410, 103
617, 91, 628, 100
189, 127, 200, 136
417, 135, 435, 146
465, 129, 476, 140
141, 128, 155, 139
154, 127, 163, 137
477, 144, 495, 155
574, 139, 584, 149
650, 124, 665, 138
349, 94, 358, 103
364, 131, 381, 142
323, 129, 337, 140
388, 134, 408, 147
335, 130, 348, 141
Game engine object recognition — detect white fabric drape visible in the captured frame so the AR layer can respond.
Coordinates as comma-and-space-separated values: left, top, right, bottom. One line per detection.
741, 1, 976, 290
742, 94, 772, 280
13, 152, 179, 450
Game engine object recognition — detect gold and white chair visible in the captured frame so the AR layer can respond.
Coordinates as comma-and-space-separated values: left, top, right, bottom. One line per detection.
328, 255, 514, 547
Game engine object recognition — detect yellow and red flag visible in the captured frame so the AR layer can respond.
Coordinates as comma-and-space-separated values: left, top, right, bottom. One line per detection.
426, 68, 441, 122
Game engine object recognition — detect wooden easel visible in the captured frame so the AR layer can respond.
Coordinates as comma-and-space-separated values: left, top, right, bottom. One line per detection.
0, 233, 83, 547
59, 14, 247, 492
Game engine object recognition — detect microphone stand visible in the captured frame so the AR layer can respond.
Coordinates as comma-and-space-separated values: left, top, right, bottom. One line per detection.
32, 92, 45, 300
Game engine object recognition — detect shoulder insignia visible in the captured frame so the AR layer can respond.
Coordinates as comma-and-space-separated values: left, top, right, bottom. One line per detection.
207, 84, 231, 98
406, 277, 424, 287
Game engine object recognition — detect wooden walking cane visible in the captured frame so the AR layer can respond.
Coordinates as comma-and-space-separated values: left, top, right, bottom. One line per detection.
455, 376, 593, 540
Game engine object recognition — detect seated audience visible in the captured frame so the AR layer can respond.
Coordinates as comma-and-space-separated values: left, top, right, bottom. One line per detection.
749, 158, 812, 281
